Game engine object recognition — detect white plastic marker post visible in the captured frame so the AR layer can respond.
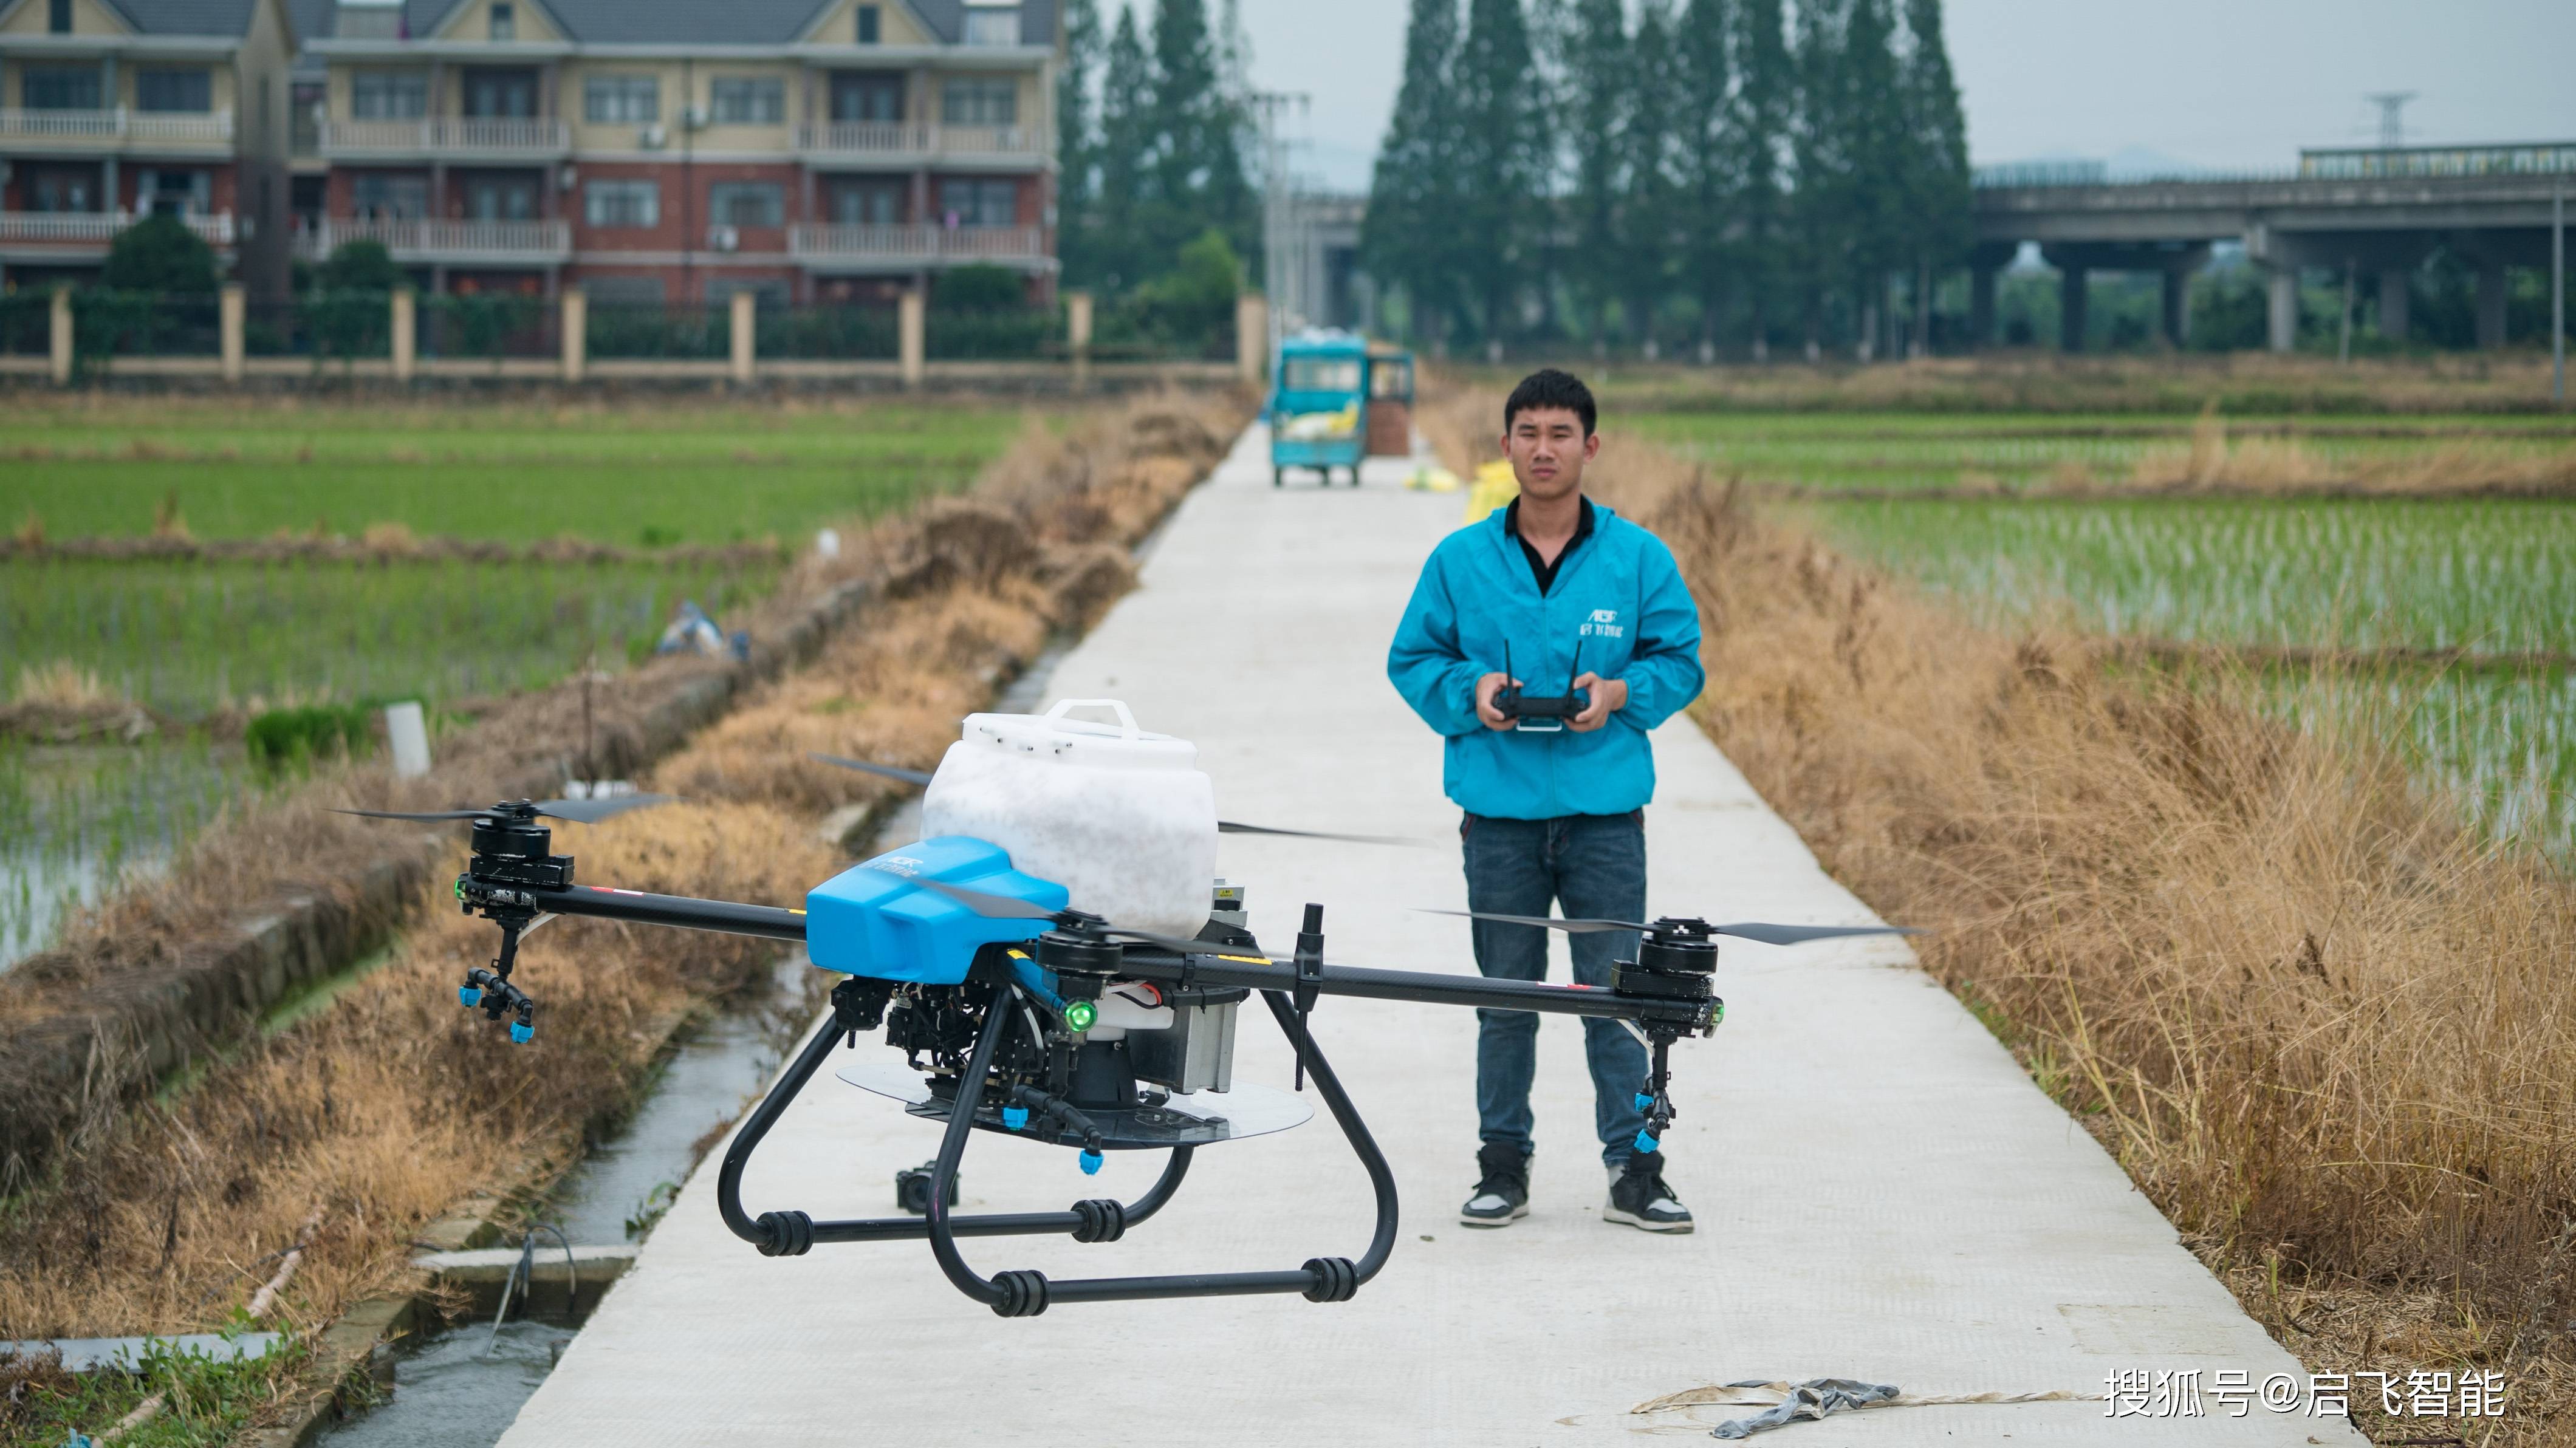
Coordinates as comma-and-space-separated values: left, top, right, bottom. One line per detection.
817, 527, 842, 560
385, 701, 432, 779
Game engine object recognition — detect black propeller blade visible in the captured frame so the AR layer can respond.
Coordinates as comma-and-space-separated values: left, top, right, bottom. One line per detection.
1421, 907, 1917, 947
810, 752, 1428, 847
337, 794, 676, 827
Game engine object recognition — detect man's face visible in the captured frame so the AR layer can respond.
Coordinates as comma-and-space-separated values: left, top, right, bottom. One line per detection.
1502, 407, 1598, 504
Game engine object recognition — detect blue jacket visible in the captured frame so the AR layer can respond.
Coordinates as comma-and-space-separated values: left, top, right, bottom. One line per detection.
1388, 500, 1705, 819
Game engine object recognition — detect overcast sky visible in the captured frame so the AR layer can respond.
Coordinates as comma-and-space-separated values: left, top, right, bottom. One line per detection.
1204, 0, 2576, 192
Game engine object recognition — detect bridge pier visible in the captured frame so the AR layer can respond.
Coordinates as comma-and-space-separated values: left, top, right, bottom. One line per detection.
2379, 267, 2411, 343
2266, 265, 2300, 352
1966, 242, 2015, 349
2477, 259, 2509, 349
2058, 263, 2088, 352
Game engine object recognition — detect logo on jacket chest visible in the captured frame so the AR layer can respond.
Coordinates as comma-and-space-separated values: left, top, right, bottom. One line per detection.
1580, 607, 1624, 640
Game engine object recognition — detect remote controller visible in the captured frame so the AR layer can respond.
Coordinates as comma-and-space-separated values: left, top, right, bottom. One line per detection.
1494, 640, 1586, 732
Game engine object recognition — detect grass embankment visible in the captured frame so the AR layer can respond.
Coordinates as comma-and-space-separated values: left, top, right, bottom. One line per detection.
1447, 350, 2574, 415
0, 392, 1244, 1446
1427, 388, 2576, 1445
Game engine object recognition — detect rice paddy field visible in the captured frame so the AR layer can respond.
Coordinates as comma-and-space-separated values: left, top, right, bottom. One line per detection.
1632, 408, 2576, 864
0, 394, 1024, 966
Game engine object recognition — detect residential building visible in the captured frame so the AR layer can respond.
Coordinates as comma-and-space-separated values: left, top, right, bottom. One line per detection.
286, 0, 1059, 307
0, 0, 298, 296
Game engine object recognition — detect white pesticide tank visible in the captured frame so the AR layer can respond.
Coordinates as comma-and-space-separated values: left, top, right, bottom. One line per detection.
920, 700, 1218, 938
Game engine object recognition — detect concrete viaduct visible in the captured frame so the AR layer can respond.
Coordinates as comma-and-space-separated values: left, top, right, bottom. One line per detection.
1971, 152, 2573, 353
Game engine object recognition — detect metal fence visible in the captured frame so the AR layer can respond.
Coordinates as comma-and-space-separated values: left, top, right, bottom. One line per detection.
758, 306, 898, 362
587, 303, 730, 361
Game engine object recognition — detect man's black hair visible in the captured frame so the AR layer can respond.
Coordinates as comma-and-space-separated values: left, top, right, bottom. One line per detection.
1502, 368, 1597, 438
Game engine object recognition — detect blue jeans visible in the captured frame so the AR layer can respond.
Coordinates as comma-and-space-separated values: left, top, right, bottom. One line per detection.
1461, 810, 1651, 1169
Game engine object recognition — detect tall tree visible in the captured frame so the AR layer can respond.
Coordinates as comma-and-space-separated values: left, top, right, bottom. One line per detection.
1148, 0, 1252, 259
1451, 0, 1546, 348
1055, 0, 1103, 284
1897, 0, 1970, 353
1365, 0, 1464, 347
1095, 7, 1154, 287
1556, 0, 1628, 350
1789, 0, 1852, 358
1673, 0, 1736, 359
1617, 0, 1682, 356
1729, 0, 1792, 358
1837, 0, 1908, 358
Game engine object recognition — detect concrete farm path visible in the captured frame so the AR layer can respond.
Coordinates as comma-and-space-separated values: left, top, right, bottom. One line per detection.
497, 426, 2358, 1447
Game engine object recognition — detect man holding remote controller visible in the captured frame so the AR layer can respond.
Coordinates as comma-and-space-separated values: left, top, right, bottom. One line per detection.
1387, 369, 1707, 1234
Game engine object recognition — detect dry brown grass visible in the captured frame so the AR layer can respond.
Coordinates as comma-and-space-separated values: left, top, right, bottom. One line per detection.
0, 389, 1245, 1364
11, 661, 119, 709
1428, 389, 2576, 1441
2115, 406, 2576, 496
0, 804, 832, 1339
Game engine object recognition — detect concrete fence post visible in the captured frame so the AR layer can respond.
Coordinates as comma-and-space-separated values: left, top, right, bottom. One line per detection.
49, 285, 72, 385
729, 289, 756, 386
561, 286, 586, 383
898, 289, 925, 389
1235, 292, 1267, 384
1066, 289, 1093, 389
391, 288, 416, 381
219, 283, 245, 383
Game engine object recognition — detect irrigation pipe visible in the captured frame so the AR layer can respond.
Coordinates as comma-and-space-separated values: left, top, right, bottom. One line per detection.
245, 1207, 325, 1321
487, 1224, 578, 1354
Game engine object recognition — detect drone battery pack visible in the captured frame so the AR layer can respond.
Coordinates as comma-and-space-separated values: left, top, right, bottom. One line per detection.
805, 836, 1068, 983
922, 700, 1219, 940
1123, 988, 1241, 1094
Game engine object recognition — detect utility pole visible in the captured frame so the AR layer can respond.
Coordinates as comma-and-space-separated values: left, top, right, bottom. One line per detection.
1253, 91, 1312, 362
2365, 91, 2415, 149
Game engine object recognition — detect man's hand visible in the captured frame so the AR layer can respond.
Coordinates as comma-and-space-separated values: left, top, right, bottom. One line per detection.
1568, 673, 1628, 732
1475, 672, 1520, 731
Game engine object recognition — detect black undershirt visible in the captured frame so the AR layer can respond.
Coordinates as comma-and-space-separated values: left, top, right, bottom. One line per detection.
1503, 496, 1595, 596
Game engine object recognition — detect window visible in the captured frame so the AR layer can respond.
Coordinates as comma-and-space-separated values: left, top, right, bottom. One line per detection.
830, 179, 905, 225
708, 182, 783, 228
48, 0, 70, 33
352, 71, 429, 119
940, 78, 1016, 126
140, 168, 212, 218
962, 5, 1020, 45
24, 66, 102, 111
584, 179, 660, 227
352, 172, 428, 219
465, 176, 535, 220
137, 69, 213, 114
708, 77, 784, 126
855, 5, 879, 43
488, 2, 513, 39
1284, 358, 1362, 392
584, 75, 659, 123
27, 165, 96, 213
937, 177, 1016, 229
830, 72, 902, 122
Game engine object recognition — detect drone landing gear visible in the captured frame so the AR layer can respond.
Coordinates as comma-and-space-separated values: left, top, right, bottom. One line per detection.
716, 982, 1399, 1317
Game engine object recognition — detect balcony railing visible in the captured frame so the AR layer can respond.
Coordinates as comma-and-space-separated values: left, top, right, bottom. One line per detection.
318, 117, 570, 156
0, 210, 235, 245
0, 108, 235, 145
295, 216, 570, 261
795, 121, 1045, 160
789, 223, 1046, 264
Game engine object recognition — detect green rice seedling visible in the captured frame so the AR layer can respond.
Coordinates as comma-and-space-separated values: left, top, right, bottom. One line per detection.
2, 556, 770, 720
0, 734, 252, 964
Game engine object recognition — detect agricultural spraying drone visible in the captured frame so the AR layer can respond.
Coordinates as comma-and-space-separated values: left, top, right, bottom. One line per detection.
346, 700, 1906, 1317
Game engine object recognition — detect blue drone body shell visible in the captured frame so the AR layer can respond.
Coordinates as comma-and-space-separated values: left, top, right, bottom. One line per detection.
804, 836, 1067, 983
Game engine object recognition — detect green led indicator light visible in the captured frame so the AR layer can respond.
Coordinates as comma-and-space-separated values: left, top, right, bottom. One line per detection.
1063, 1000, 1097, 1032
454, 878, 466, 901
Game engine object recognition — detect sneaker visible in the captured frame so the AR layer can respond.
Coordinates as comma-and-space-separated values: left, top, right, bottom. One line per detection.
1604, 1150, 1693, 1233
1459, 1142, 1530, 1228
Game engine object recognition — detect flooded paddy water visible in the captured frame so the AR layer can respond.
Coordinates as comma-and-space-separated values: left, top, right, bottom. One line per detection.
0, 736, 253, 966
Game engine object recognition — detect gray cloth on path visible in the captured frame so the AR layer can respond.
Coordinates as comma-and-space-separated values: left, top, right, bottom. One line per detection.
1708, 1378, 1900, 1439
